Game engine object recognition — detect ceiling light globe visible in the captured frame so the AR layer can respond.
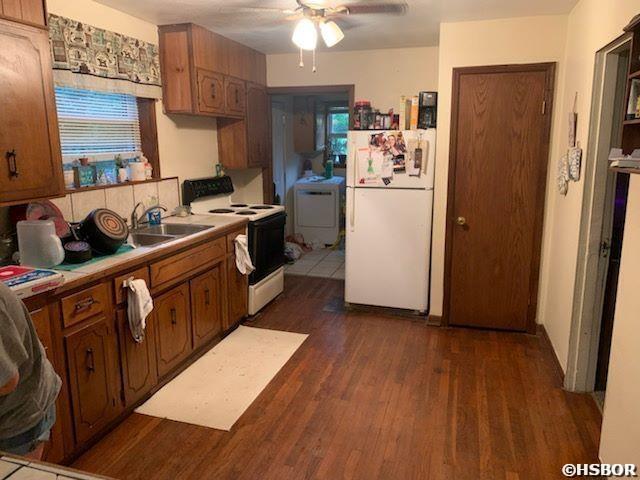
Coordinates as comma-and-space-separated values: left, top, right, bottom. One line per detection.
292, 18, 318, 51
320, 20, 344, 48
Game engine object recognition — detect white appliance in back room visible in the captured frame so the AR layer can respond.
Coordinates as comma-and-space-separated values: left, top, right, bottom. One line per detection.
345, 129, 436, 313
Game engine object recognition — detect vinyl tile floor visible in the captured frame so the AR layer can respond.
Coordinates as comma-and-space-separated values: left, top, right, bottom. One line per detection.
284, 248, 345, 279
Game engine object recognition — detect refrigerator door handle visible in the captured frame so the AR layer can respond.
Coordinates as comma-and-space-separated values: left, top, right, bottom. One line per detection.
350, 189, 356, 231
423, 141, 430, 175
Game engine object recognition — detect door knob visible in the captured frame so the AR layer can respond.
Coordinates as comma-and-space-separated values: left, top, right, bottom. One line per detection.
456, 216, 466, 226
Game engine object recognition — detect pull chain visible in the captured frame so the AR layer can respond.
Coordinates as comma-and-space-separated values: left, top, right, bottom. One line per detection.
312, 48, 317, 73
299, 48, 304, 68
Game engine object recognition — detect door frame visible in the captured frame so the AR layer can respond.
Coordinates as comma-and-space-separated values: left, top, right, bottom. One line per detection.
564, 34, 632, 392
442, 63, 556, 333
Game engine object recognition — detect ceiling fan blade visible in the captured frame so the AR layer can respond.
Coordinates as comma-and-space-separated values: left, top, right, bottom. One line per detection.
337, 2, 408, 15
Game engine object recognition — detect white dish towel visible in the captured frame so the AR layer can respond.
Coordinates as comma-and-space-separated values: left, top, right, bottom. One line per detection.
234, 234, 255, 275
123, 278, 153, 343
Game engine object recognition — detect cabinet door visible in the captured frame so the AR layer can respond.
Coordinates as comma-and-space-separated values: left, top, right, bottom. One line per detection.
0, 20, 63, 205
65, 316, 122, 444
30, 307, 65, 463
117, 308, 158, 407
226, 255, 248, 329
1, 0, 46, 26
246, 83, 271, 168
154, 284, 192, 377
159, 27, 193, 114
190, 265, 223, 349
224, 77, 246, 117
196, 69, 225, 115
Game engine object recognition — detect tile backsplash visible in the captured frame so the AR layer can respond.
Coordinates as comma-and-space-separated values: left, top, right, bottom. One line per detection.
50, 178, 180, 225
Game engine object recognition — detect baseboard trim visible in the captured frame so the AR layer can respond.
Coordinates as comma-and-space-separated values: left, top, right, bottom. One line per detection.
538, 324, 565, 383
427, 314, 442, 326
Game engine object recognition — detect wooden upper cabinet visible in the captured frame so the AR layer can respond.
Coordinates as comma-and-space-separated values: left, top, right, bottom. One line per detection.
158, 23, 266, 118
65, 315, 122, 444
0, 0, 46, 27
0, 19, 64, 206
159, 27, 193, 114
196, 69, 225, 115
246, 83, 271, 168
225, 77, 246, 117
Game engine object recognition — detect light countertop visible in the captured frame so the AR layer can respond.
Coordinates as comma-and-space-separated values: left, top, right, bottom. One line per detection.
25, 214, 247, 300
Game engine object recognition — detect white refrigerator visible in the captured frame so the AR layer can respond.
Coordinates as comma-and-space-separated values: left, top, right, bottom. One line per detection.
345, 129, 436, 313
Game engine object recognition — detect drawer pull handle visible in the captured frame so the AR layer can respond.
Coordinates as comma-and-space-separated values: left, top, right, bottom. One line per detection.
170, 308, 177, 325
211, 82, 216, 98
235, 89, 239, 105
74, 296, 97, 313
6, 150, 18, 178
85, 348, 95, 372
204, 288, 211, 306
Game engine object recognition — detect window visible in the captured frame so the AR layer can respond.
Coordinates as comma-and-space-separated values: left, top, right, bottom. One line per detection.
54, 87, 142, 159
326, 106, 349, 166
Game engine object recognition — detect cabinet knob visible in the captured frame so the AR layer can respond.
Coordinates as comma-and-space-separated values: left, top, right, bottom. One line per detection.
85, 348, 95, 372
170, 307, 177, 325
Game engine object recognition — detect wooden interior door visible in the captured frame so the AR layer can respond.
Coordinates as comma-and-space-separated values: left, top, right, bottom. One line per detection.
190, 265, 224, 348
445, 63, 555, 332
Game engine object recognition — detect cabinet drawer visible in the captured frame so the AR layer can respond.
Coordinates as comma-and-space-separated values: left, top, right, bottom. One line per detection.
114, 266, 150, 305
61, 283, 109, 329
150, 238, 226, 288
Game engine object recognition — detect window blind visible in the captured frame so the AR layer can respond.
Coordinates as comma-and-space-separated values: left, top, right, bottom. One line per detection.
54, 87, 142, 157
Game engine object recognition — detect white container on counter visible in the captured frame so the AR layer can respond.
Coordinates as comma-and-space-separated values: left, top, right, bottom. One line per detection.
128, 162, 146, 182
17, 220, 65, 268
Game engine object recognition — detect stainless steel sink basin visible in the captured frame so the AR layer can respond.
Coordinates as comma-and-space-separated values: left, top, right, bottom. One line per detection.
135, 224, 213, 236
129, 233, 176, 247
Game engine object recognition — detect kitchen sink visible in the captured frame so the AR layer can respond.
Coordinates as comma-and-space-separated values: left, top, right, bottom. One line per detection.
129, 233, 176, 247
135, 224, 213, 236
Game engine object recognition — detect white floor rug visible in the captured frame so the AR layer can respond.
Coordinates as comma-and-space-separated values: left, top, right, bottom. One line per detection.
135, 325, 308, 431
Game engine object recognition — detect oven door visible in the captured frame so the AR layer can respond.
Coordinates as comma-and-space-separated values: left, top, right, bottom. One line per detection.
248, 212, 286, 284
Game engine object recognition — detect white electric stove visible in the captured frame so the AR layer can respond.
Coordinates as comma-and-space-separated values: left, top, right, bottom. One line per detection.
183, 176, 286, 315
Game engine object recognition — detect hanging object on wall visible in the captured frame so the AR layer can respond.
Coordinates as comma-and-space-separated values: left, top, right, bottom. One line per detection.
568, 143, 583, 181
557, 153, 569, 195
568, 92, 578, 148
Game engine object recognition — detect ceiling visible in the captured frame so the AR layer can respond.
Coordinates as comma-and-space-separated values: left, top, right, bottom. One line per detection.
93, 0, 578, 54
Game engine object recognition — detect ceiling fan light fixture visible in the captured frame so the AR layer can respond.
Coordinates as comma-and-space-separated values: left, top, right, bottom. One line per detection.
320, 20, 344, 47
292, 18, 318, 50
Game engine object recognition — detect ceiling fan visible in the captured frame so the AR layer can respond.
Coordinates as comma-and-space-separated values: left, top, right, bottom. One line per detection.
227, 1, 408, 70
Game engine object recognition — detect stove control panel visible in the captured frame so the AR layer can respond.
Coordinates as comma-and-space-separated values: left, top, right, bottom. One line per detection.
183, 176, 234, 206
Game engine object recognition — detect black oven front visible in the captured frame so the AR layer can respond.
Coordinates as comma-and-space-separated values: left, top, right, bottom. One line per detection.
248, 212, 286, 285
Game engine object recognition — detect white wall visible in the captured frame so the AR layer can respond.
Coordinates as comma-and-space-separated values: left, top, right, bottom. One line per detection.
267, 46, 439, 112
431, 15, 569, 319
536, 0, 640, 374
47, 0, 220, 192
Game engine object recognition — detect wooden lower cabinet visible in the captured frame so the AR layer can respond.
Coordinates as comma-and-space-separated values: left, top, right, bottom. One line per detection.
64, 315, 122, 444
190, 265, 224, 349
226, 255, 248, 329
117, 309, 158, 407
154, 283, 193, 377
30, 307, 66, 463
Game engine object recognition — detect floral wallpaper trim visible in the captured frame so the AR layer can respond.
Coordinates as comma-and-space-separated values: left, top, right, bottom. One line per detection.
48, 14, 161, 87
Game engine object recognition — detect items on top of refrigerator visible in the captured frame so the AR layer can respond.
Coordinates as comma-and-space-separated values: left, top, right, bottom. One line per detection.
352, 92, 438, 131
352, 101, 399, 131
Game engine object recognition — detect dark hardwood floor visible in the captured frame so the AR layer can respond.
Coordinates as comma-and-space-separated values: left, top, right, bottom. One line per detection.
72, 276, 601, 480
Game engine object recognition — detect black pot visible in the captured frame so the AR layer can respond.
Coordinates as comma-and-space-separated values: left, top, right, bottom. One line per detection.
79, 209, 129, 255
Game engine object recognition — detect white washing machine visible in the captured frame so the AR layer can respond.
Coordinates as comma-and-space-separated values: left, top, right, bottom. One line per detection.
294, 176, 345, 245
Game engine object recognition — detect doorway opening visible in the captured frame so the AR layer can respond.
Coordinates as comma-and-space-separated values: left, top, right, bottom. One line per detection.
565, 35, 632, 404
268, 85, 354, 279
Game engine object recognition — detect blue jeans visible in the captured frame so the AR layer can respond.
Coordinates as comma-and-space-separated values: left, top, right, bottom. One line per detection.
0, 404, 56, 455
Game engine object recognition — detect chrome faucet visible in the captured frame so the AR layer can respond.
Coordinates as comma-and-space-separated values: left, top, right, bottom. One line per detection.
130, 202, 167, 230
